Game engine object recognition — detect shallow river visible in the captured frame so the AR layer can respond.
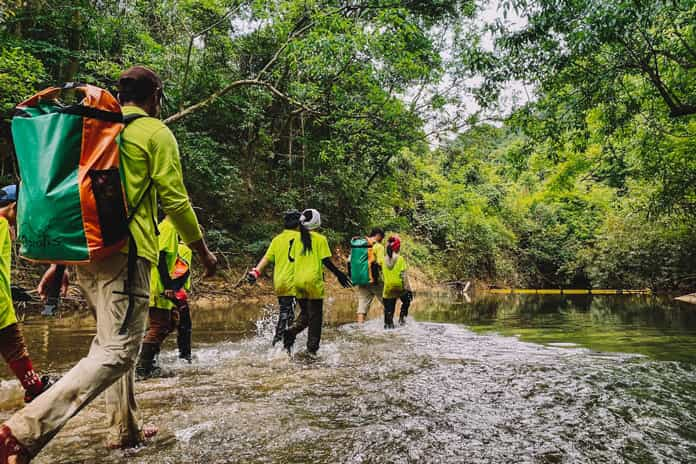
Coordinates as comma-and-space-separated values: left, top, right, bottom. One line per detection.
2, 293, 696, 463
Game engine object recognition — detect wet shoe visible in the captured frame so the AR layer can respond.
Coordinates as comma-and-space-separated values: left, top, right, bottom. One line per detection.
135, 365, 162, 380
136, 343, 161, 379
398, 317, 406, 326
0, 425, 30, 464
106, 425, 158, 450
295, 351, 319, 362
282, 332, 295, 355
178, 354, 192, 364
24, 375, 55, 404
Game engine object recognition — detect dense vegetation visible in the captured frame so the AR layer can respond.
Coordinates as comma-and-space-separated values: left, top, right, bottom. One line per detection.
1, 0, 695, 291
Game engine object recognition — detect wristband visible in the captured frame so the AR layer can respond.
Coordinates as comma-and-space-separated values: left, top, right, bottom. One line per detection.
250, 268, 261, 279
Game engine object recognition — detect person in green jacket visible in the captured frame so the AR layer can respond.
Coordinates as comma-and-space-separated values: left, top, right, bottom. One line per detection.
247, 210, 301, 346
382, 235, 413, 329
283, 209, 352, 355
136, 217, 194, 377
1, 66, 217, 461
350, 227, 385, 323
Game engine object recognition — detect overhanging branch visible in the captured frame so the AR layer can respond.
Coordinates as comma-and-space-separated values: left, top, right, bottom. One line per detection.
164, 80, 321, 125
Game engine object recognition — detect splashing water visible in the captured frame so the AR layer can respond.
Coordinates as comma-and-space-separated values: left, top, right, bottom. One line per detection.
0, 295, 695, 463
255, 303, 279, 340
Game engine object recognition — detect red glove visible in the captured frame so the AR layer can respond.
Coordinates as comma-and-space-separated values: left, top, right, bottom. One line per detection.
175, 289, 188, 302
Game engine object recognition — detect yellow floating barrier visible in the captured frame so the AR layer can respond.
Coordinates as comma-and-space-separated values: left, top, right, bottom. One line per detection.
676, 293, 696, 305
488, 288, 652, 295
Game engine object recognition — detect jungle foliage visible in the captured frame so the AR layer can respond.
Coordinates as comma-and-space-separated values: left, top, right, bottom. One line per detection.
0, 0, 695, 290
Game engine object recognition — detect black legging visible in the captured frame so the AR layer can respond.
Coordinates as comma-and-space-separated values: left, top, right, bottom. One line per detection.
284, 299, 323, 353
176, 301, 192, 360
273, 296, 296, 345
383, 293, 411, 329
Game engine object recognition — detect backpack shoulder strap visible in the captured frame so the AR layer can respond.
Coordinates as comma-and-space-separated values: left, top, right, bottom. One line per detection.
121, 112, 154, 223
127, 181, 154, 224
123, 113, 146, 124
118, 111, 158, 336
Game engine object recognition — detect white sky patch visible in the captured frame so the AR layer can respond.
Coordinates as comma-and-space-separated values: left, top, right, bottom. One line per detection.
410, 0, 531, 144
190, 1, 529, 144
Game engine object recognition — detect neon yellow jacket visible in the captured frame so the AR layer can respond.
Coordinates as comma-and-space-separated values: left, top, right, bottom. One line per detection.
264, 229, 300, 297
120, 106, 202, 264
150, 218, 179, 310
382, 254, 408, 299
0, 218, 17, 330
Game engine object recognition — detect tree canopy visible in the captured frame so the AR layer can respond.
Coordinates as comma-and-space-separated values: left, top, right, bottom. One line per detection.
1, 0, 695, 290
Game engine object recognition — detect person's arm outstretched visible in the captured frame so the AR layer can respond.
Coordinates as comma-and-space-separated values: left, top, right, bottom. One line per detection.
402, 269, 414, 301
323, 258, 352, 288
247, 256, 270, 284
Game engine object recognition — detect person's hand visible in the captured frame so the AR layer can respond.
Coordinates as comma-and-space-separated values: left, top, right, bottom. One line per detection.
37, 265, 70, 301
200, 249, 217, 277
247, 268, 260, 284
190, 239, 217, 277
337, 271, 352, 289
163, 289, 176, 300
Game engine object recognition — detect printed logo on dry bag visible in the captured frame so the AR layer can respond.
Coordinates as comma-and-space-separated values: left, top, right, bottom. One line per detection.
17, 230, 62, 251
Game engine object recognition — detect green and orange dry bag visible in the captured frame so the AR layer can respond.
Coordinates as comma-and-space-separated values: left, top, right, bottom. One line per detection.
11, 83, 145, 264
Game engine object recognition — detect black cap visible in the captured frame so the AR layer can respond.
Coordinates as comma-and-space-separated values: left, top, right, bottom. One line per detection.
284, 209, 301, 229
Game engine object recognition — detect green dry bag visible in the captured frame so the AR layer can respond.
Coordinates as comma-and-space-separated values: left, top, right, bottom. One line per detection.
350, 237, 371, 286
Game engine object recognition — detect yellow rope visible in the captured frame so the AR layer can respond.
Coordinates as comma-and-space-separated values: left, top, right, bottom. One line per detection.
488, 288, 652, 295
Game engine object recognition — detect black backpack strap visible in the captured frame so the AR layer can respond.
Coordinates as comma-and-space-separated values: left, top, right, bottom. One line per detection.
118, 112, 155, 335
123, 113, 146, 124
123, 112, 154, 225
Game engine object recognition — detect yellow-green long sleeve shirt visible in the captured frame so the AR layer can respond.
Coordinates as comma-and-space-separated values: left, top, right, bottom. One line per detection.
120, 106, 202, 264
0, 218, 18, 331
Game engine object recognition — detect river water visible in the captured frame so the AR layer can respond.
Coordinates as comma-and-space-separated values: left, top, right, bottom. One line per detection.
1, 293, 696, 463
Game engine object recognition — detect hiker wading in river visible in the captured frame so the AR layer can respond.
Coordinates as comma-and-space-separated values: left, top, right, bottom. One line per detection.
382, 235, 413, 329
247, 210, 302, 346
283, 209, 352, 355
0, 66, 217, 463
137, 216, 195, 378
349, 228, 385, 323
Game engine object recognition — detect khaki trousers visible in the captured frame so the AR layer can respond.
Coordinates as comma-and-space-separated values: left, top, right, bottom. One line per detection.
6, 253, 151, 456
356, 283, 384, 315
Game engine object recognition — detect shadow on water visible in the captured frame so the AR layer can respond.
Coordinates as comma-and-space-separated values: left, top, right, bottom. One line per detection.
0, 293, 695, 463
